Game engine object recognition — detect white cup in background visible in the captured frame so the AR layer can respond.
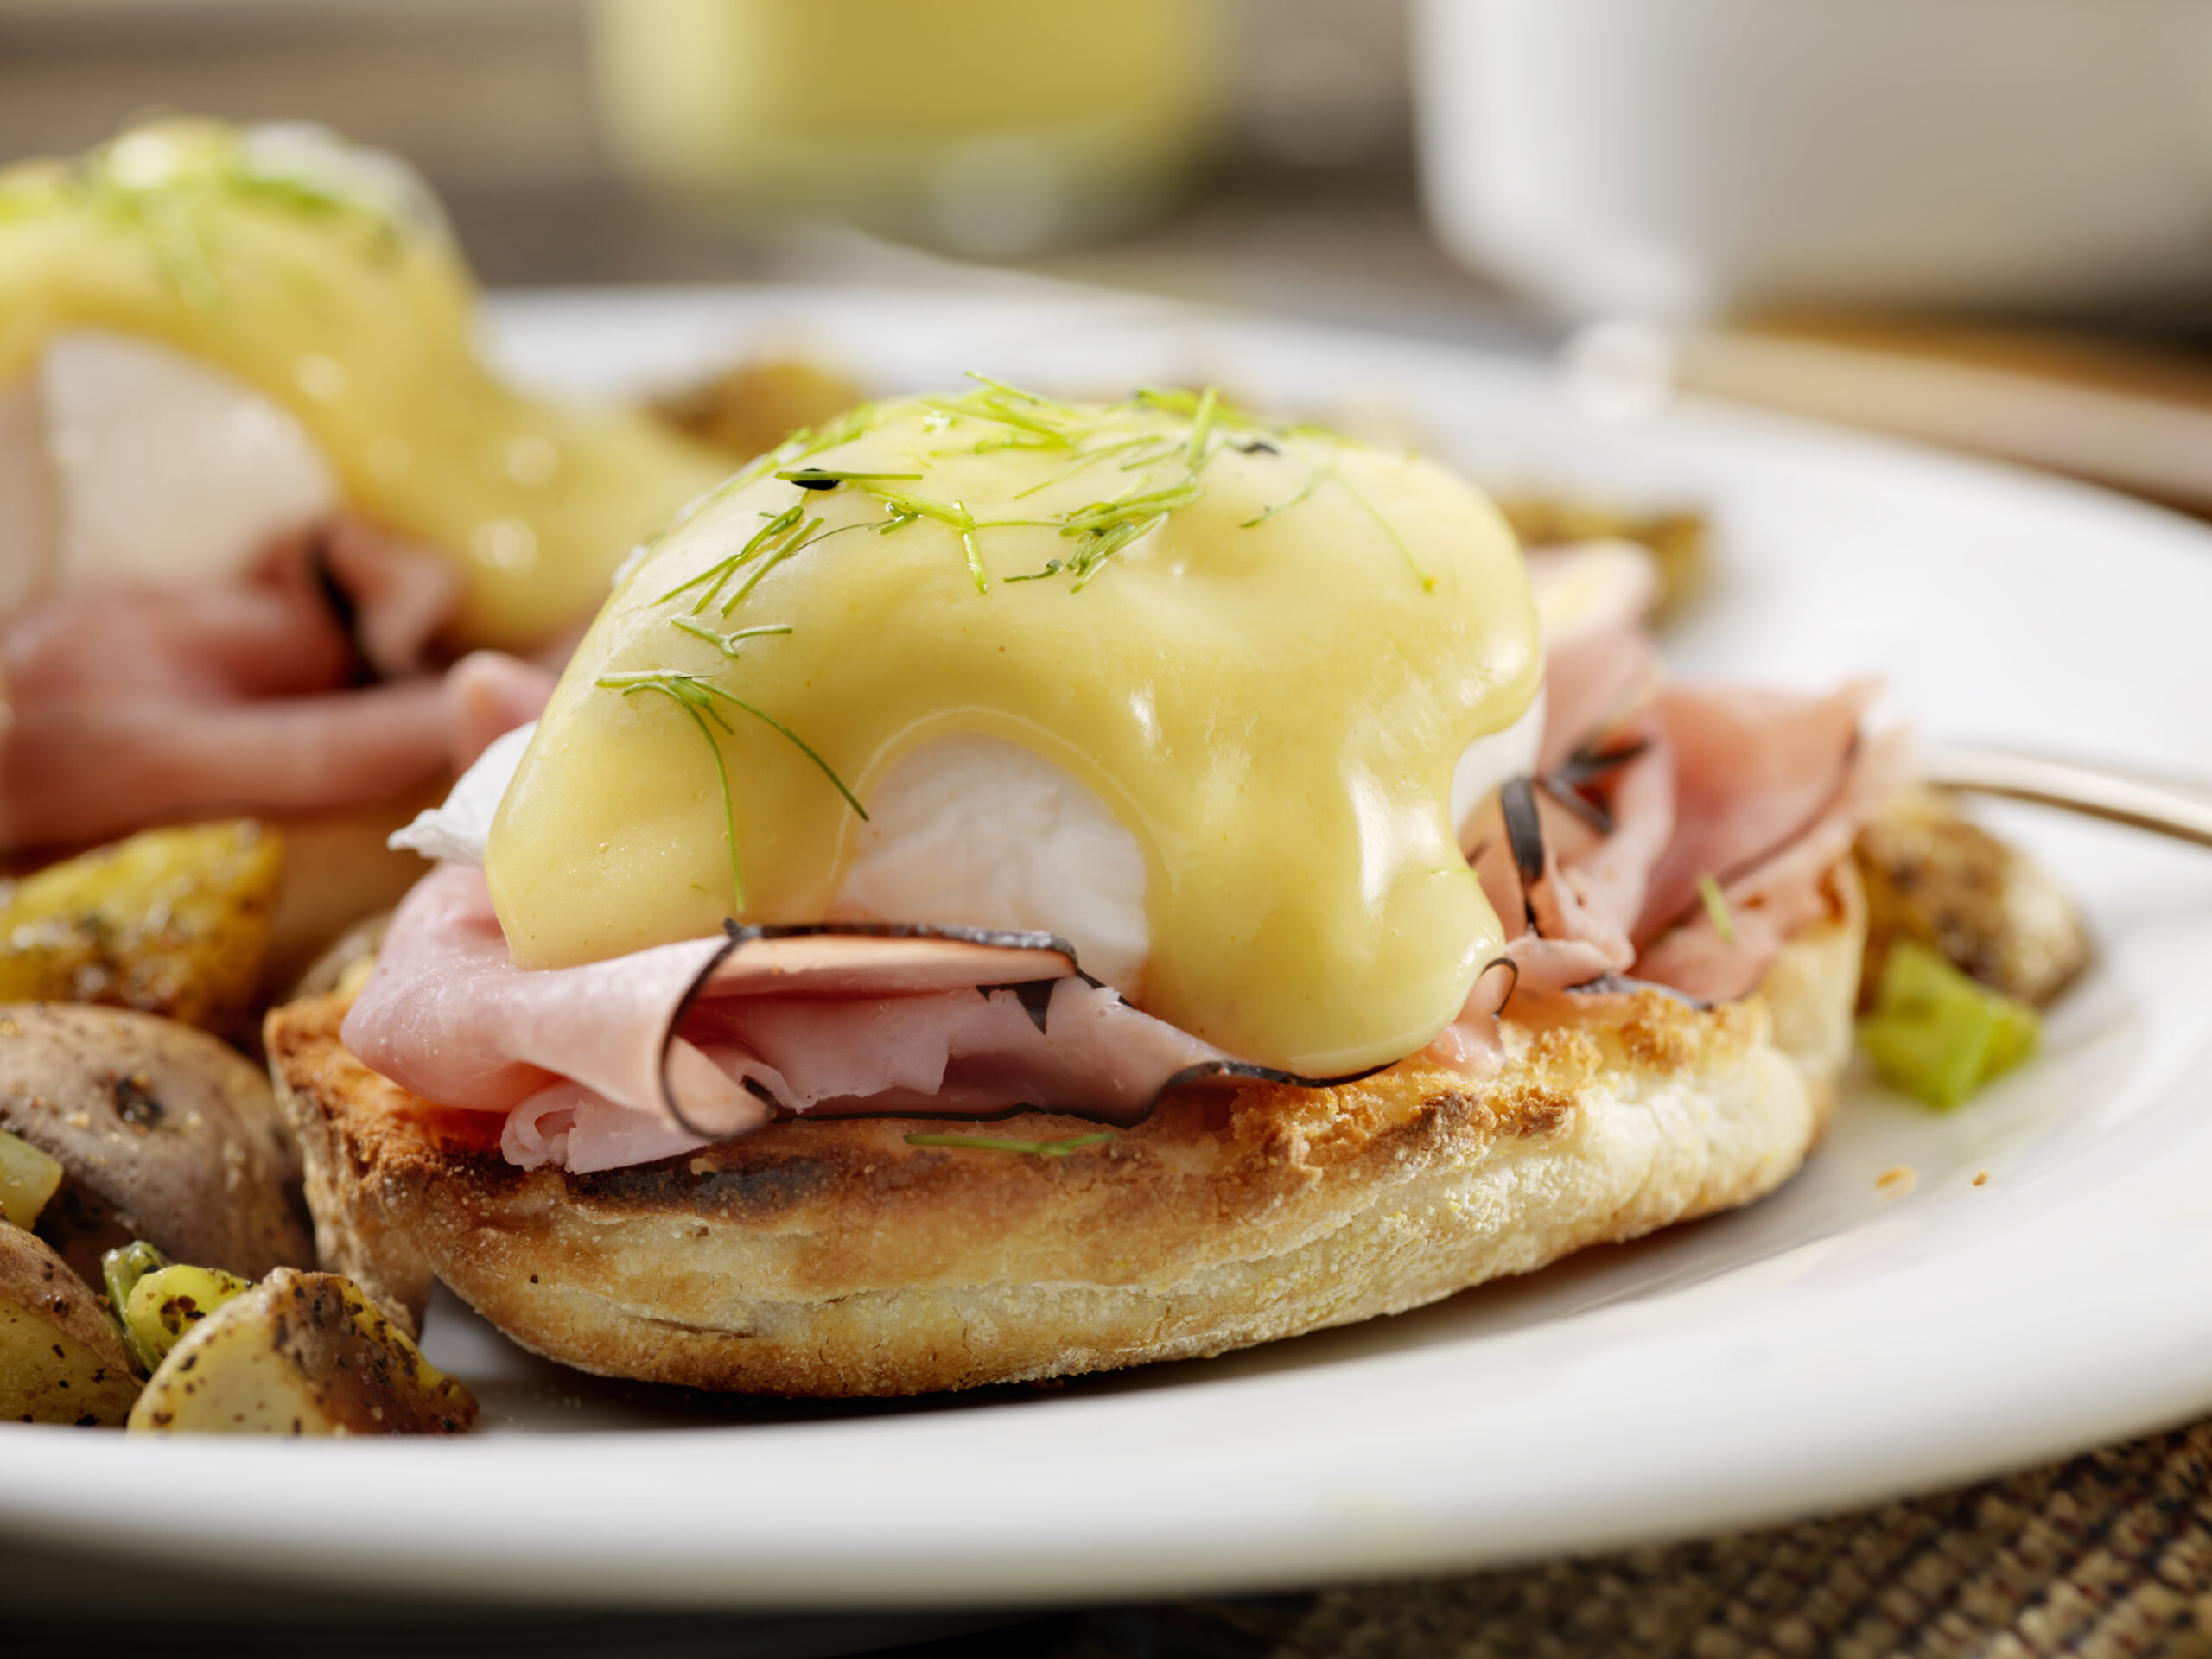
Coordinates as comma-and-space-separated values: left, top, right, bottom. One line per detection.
1413, 0, 2212, 319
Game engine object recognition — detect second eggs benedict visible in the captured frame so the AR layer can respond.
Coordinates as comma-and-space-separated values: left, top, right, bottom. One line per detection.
0, 118, 727, 859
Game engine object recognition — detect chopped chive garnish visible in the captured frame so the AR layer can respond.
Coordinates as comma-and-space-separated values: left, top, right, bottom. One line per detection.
1335, 468, 1434, 591
963, 371, 1066, 406
658, 503, 805, 609
1243, 455, 1333, 529
858, 486, 987, 592
1130, 385, 1201, 416
1010, 435, 1153, 499
669, 618, 792, 657
721, 514, 829, 613
1697, 874, 1735, 944
601, 676, 746, 905
921, 395, 1071, 446
1116, 435, 1181, 472
1184, 385, 1219, 468
596, 668, 868, 906
776, 467, 923, 488
958, 510, 986, 592
902, 1131, 1116, 1157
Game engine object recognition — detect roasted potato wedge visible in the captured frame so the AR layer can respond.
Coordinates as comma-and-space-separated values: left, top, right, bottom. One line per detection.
0, 1220, 142, 1426
0, 1128, 62, 1228
0, 1004, 311, 1285
286, 909, 392, 1003
1492, 494, 1708, 618
128, 1268, 475, 1436
1855, 786, 2091, 1009
0, 821, 282, 1035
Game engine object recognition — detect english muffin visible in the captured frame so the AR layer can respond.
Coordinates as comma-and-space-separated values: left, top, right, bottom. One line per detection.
268, 863, 1861, 1396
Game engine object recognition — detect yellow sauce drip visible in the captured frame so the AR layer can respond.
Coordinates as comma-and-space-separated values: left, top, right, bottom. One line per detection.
0, 120, 725, 648
489, 388, 1541, 1075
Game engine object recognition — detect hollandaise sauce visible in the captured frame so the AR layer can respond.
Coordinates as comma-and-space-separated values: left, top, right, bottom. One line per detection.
0, 120, 724, 647
489, 384, 1541, 1075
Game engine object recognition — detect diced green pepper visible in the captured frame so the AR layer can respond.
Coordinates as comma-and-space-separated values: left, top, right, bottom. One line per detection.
0, 1128, 63, 1229
124, 1262, 255, 1370
101, 1241, 172, 1370
1858, 940, 2040, 1110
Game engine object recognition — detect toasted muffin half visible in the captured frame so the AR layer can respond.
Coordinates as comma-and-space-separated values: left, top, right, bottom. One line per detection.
265, 864, 1863, 1398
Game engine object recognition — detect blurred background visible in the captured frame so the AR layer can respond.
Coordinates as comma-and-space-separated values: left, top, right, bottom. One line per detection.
11, 0, 2212, 510
0, 0, 1462, 337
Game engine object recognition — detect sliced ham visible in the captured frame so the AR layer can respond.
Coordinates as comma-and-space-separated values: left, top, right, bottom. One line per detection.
1633, 680, 1875, 944
1632, 724, 1911, 1002
340, 862, 753, 1131
1440, 543, 1890, 1058
1527, 542, 1662, 770
316, 520, 462, 679
690, 977, 1218, 1120
443, 650, 557, 772
343, 863, 1243, 1173
0, 518, 543, 850
3, 679, 454, 849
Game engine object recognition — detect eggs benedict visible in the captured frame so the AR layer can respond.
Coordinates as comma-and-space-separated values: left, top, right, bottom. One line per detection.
270, 382, 1893, 1395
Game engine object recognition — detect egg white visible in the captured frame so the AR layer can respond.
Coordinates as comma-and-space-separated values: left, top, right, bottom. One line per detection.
0, 328, 337, 608
829, 734, 1151, 994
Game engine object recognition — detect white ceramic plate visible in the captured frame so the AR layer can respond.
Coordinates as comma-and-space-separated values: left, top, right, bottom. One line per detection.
10, 286, 2212, 1611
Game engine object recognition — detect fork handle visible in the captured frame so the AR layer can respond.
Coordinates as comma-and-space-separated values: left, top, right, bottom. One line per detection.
1920, 741, 2212, 850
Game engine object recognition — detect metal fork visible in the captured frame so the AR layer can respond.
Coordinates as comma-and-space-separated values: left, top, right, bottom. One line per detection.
1921, 742, 2212, 849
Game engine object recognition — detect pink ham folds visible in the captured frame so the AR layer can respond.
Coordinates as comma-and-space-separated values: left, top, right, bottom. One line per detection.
342, 862, 1310, 1173
0, 519, 556, 849
342, 540, 1905, 1173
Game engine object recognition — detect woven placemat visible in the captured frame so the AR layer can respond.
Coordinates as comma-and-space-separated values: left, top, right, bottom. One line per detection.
1063, 1417, 2212, 1659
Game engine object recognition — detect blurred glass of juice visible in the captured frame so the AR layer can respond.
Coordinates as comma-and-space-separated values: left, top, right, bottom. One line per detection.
593, 0, 1224, 257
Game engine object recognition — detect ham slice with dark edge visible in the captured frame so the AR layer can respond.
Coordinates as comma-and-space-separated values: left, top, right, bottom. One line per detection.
1465, 683, 1892, 1013
0, 519, 551, 849
342, 863, 1345, 1174
1633, 680, 1876, 946
1447, 544, 1897, 1052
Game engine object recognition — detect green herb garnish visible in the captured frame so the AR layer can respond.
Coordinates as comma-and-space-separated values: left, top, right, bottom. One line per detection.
859, 486, 987, 592
1697, 874, 1735, 944
1335, 467, 1436, 592
596, 670, 867, 906
1243, 454, 1333, 529
902, 1131, 1116, 1157
669, 619, 793, 657
1183, 385, 1220, 467
59, 124, 422, 312
657, 503, 805, 610
776, 467, 923, 488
